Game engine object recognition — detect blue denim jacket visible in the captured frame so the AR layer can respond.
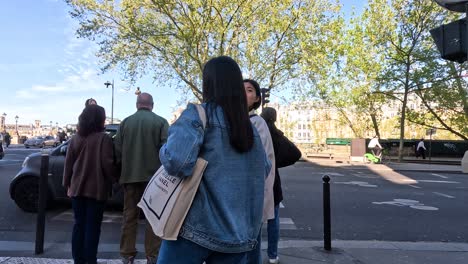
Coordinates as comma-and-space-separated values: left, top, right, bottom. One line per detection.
160, 103, 270, 253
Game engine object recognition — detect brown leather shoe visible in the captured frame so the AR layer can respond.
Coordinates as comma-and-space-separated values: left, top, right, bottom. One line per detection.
121, 256, 135, 264
146, 256, 157, 264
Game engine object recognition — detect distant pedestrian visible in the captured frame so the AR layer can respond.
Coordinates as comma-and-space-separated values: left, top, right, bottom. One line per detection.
0, 132, 4, 159
244, 78, 275, 263
4, 132, 11, 148
85, 98, 97, 107
417, 138, 426, 159
261, 107, 302, 264
114, 93, 169, 264
63, 104, 118, 264
368, 135, 383, 158
58, 130, 67, 143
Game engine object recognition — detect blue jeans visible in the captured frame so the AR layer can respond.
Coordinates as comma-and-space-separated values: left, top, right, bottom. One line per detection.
157, 237, 249, 264
71, 197, 105, 264
244, 227, 262, 264
267, 205, 280, 259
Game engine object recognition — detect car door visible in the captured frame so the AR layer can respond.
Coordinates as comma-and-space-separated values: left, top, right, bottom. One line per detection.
49, 145, 67, 199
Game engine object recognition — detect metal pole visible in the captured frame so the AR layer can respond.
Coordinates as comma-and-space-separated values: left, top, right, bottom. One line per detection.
111, 79, 114, 124
35, 153, 49, 254
429, 132, 432, 164
323, 175, 331, 251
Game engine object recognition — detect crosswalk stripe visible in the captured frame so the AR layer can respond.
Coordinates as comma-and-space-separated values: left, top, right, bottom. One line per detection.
54, 209, 299, 230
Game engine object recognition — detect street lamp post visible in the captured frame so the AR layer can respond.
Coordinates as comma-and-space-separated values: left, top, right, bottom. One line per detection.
15, 115, 19, 136
104, 80, 114, 124
1, 113, 6, 131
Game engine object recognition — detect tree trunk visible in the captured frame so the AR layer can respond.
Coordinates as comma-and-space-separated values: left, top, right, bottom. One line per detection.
398, 62, 411, 162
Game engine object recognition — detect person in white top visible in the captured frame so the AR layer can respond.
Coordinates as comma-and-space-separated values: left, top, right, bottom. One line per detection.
368, 135, 383, 158
244, 79, 276, 264
416, 138, 426, 159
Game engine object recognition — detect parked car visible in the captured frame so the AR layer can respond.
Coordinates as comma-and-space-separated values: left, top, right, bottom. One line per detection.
23, 136, 44, 148
10, 124, 121, 212
24, 136, 59, 148
42, 136, 60, 148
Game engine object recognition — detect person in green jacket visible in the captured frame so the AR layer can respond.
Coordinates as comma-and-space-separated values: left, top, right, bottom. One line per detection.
114, 92, 169, 264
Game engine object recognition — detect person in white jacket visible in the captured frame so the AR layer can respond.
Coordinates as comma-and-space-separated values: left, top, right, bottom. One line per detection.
368, 135, 383, 158
416, 138, 427, 159
244, 79, 276, 264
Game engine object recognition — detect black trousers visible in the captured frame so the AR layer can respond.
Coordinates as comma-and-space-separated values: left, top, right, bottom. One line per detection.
418, 149, 426, 159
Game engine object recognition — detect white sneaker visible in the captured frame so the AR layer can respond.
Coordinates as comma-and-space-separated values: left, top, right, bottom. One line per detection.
269, 256, 279, 264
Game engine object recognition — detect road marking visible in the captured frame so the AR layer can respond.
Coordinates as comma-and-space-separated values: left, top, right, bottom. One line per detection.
335, 181, 377, 188
262, 217, 297, 230
433, 192, 455, 199
418, 180, 459, 184
431, 173, 448, 179
352, 173, 378, 179
322, 172, 344, 177
0, 162, 23, 166
408, 185, 421, 189
53, 209, 298, 231
373, 199, 438, 211
52, 210, 127, 223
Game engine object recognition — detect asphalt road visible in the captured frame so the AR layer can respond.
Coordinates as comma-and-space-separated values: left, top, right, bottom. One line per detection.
282, 161, 468, 242
0, 149, 467, 252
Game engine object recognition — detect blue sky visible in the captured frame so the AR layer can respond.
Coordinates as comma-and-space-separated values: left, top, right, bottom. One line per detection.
0, 0, 366, 127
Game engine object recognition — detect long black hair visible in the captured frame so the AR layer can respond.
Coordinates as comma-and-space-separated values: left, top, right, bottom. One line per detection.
77, 104, 106, 137
202, 56, 254, 152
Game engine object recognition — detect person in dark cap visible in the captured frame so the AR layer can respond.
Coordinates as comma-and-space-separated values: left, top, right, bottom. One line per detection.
261, 107, 301, 264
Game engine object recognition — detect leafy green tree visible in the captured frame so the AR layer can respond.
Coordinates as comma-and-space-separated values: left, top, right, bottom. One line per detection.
66, 0, 339, 101
365, 0, 459, 161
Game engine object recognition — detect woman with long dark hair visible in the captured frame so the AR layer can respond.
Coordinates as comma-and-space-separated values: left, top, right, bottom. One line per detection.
157, 56, 270, 263
63, 105, 117, 264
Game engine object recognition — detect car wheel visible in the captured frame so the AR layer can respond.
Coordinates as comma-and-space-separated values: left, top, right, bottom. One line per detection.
13, 177, 47, 213
41, 143, 45, 148
25, 146, 29, 148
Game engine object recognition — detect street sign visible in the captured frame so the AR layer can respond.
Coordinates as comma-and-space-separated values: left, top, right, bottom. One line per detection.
426, 128, 437, 136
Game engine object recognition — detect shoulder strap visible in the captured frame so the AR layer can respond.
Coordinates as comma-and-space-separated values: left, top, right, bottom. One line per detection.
194, 104, 207, 130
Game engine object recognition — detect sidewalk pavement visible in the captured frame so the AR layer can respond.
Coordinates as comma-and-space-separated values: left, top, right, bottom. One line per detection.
1, 154, 466, 263
304, 156, 465, 173
1, 239, 467, 263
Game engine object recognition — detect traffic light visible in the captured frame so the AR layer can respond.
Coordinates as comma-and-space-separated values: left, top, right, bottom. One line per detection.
260, 88, 270, 107
430, 18, 467, 63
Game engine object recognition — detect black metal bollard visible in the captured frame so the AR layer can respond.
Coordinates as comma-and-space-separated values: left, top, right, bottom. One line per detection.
323, 175, 331, 251
35, 153, 49, 254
